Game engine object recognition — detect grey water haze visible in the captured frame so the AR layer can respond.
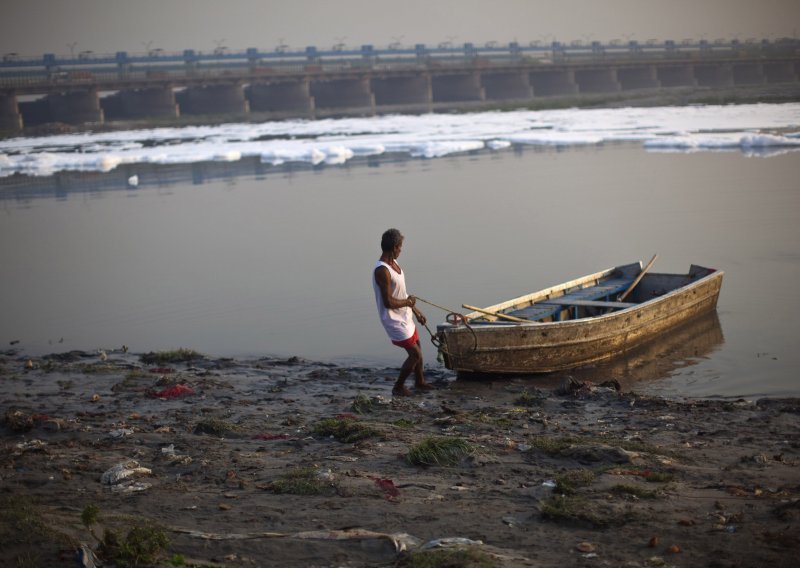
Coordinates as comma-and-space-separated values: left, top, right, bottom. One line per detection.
2, 136, 798, 399
1, 0, 798, 56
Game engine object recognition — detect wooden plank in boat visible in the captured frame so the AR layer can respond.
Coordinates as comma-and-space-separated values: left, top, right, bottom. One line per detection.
509, 304, 562, 321
538, 299, 637, 309
564, 278, 633, 300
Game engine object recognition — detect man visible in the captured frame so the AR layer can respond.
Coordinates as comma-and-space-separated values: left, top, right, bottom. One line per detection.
373, 228, 434, 396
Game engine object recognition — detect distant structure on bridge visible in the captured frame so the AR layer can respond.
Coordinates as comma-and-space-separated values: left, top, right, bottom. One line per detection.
1, 38, 798, 132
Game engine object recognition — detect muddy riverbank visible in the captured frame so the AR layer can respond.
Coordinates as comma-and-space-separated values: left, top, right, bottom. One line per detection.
1, 348, 798, 567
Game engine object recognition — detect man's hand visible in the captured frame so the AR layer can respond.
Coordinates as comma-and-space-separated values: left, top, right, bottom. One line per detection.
414, 308, 427, 326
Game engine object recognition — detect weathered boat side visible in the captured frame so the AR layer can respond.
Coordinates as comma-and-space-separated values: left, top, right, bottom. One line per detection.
437, 264, 723, 374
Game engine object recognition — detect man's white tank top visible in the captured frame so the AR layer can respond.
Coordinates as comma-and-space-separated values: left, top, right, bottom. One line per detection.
373, 260, 415, 342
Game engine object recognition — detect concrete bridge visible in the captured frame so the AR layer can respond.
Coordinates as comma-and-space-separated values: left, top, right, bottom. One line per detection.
1, 39, 798, 132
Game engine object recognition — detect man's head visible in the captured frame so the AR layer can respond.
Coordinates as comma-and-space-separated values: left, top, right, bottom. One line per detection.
381, 228, 404, 254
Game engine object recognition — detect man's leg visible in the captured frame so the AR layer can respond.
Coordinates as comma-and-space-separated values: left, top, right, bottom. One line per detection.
412, 341, 433, 390
393, 343, 422, 396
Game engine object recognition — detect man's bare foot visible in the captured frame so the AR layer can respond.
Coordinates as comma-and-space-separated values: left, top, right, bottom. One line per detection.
415, 382, 435, 392
392, 385, 412, 397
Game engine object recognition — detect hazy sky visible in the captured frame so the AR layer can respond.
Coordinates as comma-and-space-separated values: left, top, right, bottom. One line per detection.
2, 0, 798, 57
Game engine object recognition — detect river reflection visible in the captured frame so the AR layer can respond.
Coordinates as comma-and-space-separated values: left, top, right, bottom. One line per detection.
553, 311, 725, 392
0, 153, 443, 203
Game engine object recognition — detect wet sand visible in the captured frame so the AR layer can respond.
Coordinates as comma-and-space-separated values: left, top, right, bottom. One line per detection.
1, 348, 799, 567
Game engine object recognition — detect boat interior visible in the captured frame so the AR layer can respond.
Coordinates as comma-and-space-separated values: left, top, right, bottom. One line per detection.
470, 263, 717, 324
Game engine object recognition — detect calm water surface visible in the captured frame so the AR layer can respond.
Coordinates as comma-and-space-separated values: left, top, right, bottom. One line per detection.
1, 144, 798, 398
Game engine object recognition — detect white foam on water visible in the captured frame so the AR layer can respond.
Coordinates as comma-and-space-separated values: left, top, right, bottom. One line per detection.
1, 103, 798, 176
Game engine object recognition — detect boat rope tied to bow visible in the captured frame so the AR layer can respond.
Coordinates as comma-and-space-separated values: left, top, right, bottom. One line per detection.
412, 296, 478, 354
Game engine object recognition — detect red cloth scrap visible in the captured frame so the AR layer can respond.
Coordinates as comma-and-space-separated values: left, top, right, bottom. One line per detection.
150, 384, 195, 399
252, 433, 290, 441
374, 478, 400, 497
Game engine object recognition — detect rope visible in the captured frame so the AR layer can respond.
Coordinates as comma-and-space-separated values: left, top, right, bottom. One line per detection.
413, 296, 478, 354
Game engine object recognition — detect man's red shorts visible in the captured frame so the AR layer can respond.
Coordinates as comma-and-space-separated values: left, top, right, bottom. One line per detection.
391, 328, 419, 349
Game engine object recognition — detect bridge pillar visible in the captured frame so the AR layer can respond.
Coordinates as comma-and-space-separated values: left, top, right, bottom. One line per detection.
0, 93, 23, 132
480, 71, 533, 100
574, 68, 621, 93
247, 80, 315, 115
763, 61, 797, 83
529, 70, 578, 96
176, 84, 249, 115
732, 63, 765, 85
17, 98, 51, 126
656, 65, 697, 87
310, 77, 375, 112
431, 72, 485, 102
102, 87, 179, 120
371, 75, 432, 106
693, 64, 734, 87
47, 89, 104, 124
617, 66, 660, 90
762, 61, 798, 83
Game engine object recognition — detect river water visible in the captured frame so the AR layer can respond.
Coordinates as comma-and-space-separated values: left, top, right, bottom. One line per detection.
1, 104, 799, 399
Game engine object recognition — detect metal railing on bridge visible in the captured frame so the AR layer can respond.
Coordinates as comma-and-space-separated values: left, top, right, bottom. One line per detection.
2, 37, 798, 89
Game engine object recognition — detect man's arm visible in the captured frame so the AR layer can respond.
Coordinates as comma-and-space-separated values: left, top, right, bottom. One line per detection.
412, 306, 427, 326
374, 266, 414, 310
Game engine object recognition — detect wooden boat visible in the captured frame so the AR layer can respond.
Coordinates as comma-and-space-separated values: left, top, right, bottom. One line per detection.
435, 261, 723, 374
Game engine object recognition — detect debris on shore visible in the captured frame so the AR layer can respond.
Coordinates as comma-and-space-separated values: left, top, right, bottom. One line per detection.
1, 349, 798, 566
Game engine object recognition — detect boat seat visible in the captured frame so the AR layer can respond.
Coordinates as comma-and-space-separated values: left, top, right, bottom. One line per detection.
506, 277, 635, 321
556, 278, 634, 302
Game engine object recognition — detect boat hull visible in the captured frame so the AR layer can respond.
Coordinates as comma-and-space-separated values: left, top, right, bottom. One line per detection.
437, 266, 723, 374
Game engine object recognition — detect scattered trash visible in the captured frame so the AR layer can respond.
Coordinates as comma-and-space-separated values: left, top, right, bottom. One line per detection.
127, 174, 139, 187
542, 480, 557, 488
100, 460, 152, 485
576, 541, 595, 553
161, 444, 176, 455
25, 359, 34, 369
108, 428, 134, 439
111, 481, 152, 493
667, 544, 681, 554
325, 455, 359, 462
14, 439, 47, 454
90, 394, 101, 403
316, 469, 335, 482
419, 537, 484, 550
648, 536, 660, 548
76, 544, 99, 568
150, 384, 195, 399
